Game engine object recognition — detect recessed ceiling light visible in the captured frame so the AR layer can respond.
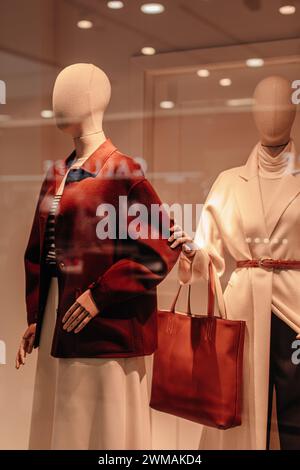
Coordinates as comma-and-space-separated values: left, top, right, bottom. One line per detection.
246, 58, 264, 68
227, 98, 255, 107
77, 19, 93, 29
107, 1, 124, 9
41, 110, 54, 119
141, 46, 156, 55
219, 78, 232, 87
141, 3, 165, 15
279, 4, 296, 15
197, 69, 210, 78
160, 100, 175, 109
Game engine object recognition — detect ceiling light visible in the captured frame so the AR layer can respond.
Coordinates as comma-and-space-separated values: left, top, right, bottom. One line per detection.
77, 19, 93, 29
219, 78, 232, 87
107, 1, 124, 9
246, 58, 264, 67
141, 46, 156, 55
141, 3, 165, 14
227, 98, 255, 107
197, 69, 210, 78
41, 110, 54, 119
279, 4, 296, 15
160, 101, 175, 109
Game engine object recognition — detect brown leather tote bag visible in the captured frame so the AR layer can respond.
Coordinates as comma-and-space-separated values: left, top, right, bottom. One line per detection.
150, 261, 246, 429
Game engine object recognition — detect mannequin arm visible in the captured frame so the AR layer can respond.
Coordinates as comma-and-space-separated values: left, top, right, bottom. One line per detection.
89, 178, 180, 311
178, 175, 226, 284
24, 167, 53, 325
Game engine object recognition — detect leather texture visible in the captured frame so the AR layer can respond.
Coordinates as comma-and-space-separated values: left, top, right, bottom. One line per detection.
150, 261, 246, 429
237, 259, 300, 269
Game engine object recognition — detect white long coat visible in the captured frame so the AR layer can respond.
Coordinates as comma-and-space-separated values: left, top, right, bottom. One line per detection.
179, 143, 300, 449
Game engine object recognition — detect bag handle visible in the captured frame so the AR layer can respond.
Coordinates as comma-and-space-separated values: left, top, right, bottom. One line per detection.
170, 258, 227, 319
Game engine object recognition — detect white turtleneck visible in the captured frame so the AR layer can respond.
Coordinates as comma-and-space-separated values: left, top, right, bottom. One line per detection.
258, 141, 292, 215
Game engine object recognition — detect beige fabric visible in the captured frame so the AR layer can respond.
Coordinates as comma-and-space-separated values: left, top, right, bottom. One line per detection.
178, 141, 300, 449
29, 280, 152, 450
258, 142, 291, 215
28, 279, 59, 449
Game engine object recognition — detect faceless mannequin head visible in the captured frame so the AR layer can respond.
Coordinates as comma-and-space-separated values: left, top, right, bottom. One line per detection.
52, 63, 111, 138
253, 76, 296, 147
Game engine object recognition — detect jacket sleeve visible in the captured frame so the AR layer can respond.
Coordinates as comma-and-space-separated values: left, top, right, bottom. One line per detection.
24, 166, 52, 325
178, 174, 226, 284
89, 178, 180, 310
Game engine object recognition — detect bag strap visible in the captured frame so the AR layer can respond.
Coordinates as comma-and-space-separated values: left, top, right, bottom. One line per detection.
207, 260, 215, 317
170, 258, 227, 319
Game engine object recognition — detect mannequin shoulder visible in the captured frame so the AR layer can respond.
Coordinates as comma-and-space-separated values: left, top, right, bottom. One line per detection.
105, 150, 144, 179
212, 166, 243, 187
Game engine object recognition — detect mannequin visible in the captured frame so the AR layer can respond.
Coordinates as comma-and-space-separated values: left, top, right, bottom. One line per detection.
253, 75, 296, 153
16, 63, 179, 450
171, 75, 299, 449
53, 63, 110, 157
16, 64, 111, 367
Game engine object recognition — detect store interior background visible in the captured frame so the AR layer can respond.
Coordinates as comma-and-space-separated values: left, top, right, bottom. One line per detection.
0, 0, 300, 449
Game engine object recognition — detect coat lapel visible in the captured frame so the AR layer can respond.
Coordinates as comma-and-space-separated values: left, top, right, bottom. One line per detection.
236, 141, 300, 246
235, 144, 272, 257
54, 138, 117, 193
39, 139, 117, 247
264, 172, 300, 238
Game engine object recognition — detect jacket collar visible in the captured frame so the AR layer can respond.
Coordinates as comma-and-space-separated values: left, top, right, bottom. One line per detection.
236, 140, 300, 240
239, 140, 299, 180
54, 138, 117, 193
238, 143, 259, 180
65, 138, 117, 174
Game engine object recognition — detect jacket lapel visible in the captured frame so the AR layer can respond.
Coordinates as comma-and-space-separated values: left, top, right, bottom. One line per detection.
236, 141, 300, 246
235, 144, 271, 257
54, 138, 117, 193
39, 139, 117, 248
264, 172, 300, 237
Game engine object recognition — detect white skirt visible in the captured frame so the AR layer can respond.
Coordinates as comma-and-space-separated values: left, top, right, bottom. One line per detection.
29, 278, 152, 450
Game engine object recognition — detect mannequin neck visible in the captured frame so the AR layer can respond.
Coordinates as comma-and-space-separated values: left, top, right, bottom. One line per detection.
261, 141, 289, 158
73, 130, 107, 160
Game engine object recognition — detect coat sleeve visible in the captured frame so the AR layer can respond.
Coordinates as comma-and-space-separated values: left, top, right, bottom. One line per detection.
89, 178, 180, 310
24, 166, 53, 325
178, 174, 226, 284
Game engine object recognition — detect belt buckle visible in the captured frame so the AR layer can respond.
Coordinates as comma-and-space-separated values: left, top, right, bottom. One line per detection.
258, 257, 273, 269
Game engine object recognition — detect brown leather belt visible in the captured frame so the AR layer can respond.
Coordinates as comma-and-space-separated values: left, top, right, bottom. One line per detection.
236, 258, 300, 270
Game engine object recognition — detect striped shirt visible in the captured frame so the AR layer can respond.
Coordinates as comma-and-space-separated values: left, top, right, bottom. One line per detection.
44, 153, 91, 265
45, 195, 62, 265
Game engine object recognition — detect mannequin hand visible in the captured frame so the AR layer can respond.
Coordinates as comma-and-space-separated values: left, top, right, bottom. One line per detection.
169, 225, 197, 259
62, 301, 98, 334
15, 323, 36, 369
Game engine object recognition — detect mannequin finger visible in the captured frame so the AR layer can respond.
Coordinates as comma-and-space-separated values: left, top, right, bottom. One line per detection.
27, 335, 35, 354
62, 302, 81, 323
15, 352, 21, 369
74, 314, 93, 334
63, 305, 84, 329
16, 353, 23, 369
168, 230, 184, 243
169, 224, 182, 233
66, 310, 89, 332
183, 242, 197, 255
63, 306, 85, 330
23, 330, 32, 340
170, 236, 191, 249
19, 344, 26, 366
